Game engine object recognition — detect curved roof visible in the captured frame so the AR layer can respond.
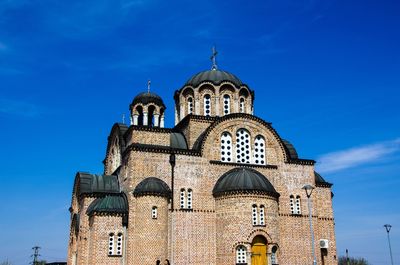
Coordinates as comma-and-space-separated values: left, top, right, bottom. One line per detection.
131, 91, 166, 108
185, 69, 243, 88
86, 194, 128, 216
213, 168, 279, 198
75, 173, 120, 196
282, 139, 298, 159
315, 171, 333, 187
133, 177, 171, 198
170, 132, 188, 149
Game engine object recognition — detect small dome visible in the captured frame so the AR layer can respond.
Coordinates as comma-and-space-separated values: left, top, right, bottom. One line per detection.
185, 69, 243, 88
131, 92, 166, 108
213, 168, 279, 198
86, 194, 128, 215
315, 171, 332, 187
282, 139, 298, 159
133, 177, 171, 198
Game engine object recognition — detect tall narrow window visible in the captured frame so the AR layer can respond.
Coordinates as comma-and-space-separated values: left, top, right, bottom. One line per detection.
239, 98, 245, 113
220, 132, 233, 162
108, 233, 115, 255
295, 196, 301, 214
223, 94, 230, 115
236, 129, 251, 163
152, 206, 158, 219
180, 189, 186, 209
290, 195, 295, 214
254, 135, 266, 165
116, 233, 123, 256
204, 94, 211, 116
259, 205, 265, 225
187, 189, 193, 209
188, 97, 193, 114
236, 245, 247, 264
252, 204, 258, 226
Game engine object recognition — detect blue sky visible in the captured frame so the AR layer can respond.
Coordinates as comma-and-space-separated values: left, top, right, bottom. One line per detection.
0, 0, 399, 264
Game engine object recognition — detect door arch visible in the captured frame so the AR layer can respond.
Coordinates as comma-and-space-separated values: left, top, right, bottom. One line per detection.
251, 235, 268, 265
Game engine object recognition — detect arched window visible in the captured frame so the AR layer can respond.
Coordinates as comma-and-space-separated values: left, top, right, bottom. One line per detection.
204, 94, 211, 116
259, 205, 265, 225
271, 245, 278, 265
252, 204, 258, 226
148, 105, 156, 127
220, 132, 233, 162
236, 245, 247, 264
254, 135, 266, 165
152, 206, 158, 219
116, 233, 123, 256
239, 97, 245, 113
187, 189, 193, 209
295, 195, 301, 214
108, 233, 115, 255
136, 106, 143, 126
188, 97, 194, 114
290, 195, 295, 214
236, 129, 251, 163
180, 189, 186, 209
223, 94, 230, 115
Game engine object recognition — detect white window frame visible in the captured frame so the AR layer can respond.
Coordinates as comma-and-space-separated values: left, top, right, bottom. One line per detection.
116, 233, 123, 256
259, 205, 265, 225
108, 233, 115, 256
204, 94, 211, 116
152, 206, 158, 219
223, 94, 230, 115
236, 129, 251, 164
188, 97, 194, 114
220, 132, 233, 162
187, 189, 193, 209
180, 189, 186, 209
236, 245, 247, 264
253, 135, 266, 165
252, 204, 258, 226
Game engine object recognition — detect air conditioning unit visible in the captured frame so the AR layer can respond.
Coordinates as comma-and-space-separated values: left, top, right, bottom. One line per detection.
319, 239, 329, 249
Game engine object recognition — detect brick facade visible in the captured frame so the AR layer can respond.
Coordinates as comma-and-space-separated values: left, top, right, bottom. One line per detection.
67, 68, 337, 265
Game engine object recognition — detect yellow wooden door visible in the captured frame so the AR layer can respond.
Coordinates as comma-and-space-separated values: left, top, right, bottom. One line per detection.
251, 236, 267, 265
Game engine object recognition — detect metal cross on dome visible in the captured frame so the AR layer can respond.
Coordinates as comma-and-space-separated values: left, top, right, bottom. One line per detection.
210, 46, 218, 70
147, 79, 151, 93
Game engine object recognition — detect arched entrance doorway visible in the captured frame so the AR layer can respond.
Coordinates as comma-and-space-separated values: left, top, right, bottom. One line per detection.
251, 235, 268, 265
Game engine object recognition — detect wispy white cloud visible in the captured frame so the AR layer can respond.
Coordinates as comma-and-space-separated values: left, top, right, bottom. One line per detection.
316, 139, 400, 173
0, 99, 42, 118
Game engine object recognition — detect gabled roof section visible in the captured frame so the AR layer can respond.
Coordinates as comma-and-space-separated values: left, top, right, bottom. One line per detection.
73, 172, 120, 197
86, 193, 128, 216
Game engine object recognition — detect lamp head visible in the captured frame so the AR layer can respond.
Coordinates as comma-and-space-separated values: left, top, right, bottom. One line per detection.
384, 224, 392, 233
302, 184, 314, 197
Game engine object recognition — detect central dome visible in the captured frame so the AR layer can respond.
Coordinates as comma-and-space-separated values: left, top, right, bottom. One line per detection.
185, 69, 243, 88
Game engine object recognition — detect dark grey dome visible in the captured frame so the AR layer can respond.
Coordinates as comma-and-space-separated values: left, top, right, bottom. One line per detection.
315, 171, 332, 187
185, 69, 243, 88
86, 194, 128, 216
282, 139, 298, 159
131, 92, 165, 108
133, 177, 171, 198
213, 168, 279, 198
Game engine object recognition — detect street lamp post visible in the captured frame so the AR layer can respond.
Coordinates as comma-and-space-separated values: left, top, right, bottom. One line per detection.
303, 184, 317, 265
384, 224, 394, 265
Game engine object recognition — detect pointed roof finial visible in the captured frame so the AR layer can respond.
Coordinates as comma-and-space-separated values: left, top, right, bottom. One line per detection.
210, 46, 218, 70
147, 79, 151, 93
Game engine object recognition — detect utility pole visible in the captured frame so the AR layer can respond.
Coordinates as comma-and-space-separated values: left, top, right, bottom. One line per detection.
30, 246, 40, 265
346, 249, 350, 265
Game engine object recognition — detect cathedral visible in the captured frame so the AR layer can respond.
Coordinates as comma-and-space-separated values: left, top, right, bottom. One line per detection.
67, 53, 337, 265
